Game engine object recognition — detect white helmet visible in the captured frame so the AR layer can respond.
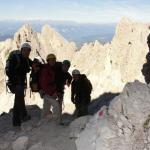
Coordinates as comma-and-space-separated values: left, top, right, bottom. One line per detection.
72, 69, 80, 75
21, 42, 31, 50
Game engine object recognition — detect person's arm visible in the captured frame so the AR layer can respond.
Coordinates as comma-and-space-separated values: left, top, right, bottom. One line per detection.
66, 72, 72, 87
71, 81, 75, 103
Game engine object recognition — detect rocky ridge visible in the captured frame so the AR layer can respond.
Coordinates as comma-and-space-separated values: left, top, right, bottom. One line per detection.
0, 18, 150, 150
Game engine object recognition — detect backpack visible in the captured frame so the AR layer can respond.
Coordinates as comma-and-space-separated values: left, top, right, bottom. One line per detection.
81, 74, 93, 94
5, 50, 21, 93
5, 50, 21, 77
85, 78, 92, 94
29, 58, 43, 92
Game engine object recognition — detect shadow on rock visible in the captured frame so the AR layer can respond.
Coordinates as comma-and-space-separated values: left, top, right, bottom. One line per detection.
88, 92, 120, 115
0, 105, 42, 134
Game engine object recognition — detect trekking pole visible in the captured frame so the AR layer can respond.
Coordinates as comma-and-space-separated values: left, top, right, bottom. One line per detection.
36, 49, 45, 64
30, 89, 32, 98
4, 71, 8, 94
5, 81, 8, 94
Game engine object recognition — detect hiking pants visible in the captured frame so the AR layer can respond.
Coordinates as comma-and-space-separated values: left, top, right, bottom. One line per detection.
75, 103, 89, 117
13, 84, 27, 126
58, 94, 64, 115
42, 95, 61, 123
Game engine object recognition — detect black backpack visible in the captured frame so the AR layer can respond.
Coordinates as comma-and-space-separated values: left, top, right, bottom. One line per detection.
5, 50, 21, 93
5, 50, 21, 77
29, 58, 43, 92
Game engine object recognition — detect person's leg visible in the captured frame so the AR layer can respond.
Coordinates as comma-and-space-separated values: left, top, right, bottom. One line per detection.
75, 103, 82, 117
41, 95, 51, 118
58, 94, 63, 115
80, 104, 88, 116
13, 85, 26, 126
45, 95, 61, 124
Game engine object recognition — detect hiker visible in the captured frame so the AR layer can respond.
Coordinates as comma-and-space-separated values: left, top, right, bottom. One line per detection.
142, 34, 150, 84
39, 53, 61, 124
55, 60, 72, 114
5, 42, 32, 127
71, 69, 92, 117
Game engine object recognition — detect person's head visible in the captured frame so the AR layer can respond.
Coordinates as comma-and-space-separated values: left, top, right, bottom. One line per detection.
21, 42, 31, 58
147, 34, 150, 49
62, 60, 71, 72
46, 53, 56, 66
72, 69, 80, 80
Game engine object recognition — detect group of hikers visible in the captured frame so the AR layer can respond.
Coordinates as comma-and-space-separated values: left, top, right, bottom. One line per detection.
5, 42, 92, 127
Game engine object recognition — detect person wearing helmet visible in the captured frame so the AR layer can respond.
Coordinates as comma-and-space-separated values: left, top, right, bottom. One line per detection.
62, 60, 72, 87
71, 69, 92, 117
21, 42, 31, 58
39, 53, 61, 124
5, 42, 32, 128
55, 60, 72, 116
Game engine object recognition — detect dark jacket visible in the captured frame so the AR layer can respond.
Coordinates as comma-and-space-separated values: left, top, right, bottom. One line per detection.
53, 62, 72, 94
71, 74, 92, 104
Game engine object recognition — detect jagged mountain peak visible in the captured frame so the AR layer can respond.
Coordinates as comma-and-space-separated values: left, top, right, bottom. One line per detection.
119, 16, 133, 24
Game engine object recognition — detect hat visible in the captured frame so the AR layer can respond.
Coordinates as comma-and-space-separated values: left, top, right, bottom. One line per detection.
63, 60, 71, 67
21, 42, 31, 50
46, 54, 56, 61
72, 69, 80, 75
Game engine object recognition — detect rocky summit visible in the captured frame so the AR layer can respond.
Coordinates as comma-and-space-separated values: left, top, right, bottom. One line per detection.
0, 18, 150, 150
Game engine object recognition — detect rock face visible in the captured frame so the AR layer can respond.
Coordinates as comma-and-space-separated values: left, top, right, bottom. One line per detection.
76, 80, 150, 150
0, 105, 76, 150
0, 24, 77, 114
0, 19, 150, 150
0, 81, 150, 150
12, 136, 29, 150
0, 17, 150, 115
72, 18, 150, 98
39, 25, 76, 60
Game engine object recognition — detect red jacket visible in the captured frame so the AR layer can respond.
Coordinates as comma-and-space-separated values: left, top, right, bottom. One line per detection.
39, 64, 56, 96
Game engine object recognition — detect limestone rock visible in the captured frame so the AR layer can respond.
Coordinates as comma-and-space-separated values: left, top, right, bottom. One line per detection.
12, 136, 29, 150
69, 116, 91, 139
72, 18, 149, 98
76, 81, 150, 150
39, 24, 76, 61
0, 23, 76, 114
28, 142, 43, 150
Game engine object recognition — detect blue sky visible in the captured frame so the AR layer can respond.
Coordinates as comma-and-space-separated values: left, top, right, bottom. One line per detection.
0, 0, 150, 23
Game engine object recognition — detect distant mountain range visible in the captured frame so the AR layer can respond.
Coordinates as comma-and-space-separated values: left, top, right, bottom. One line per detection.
0, 20, 116, 47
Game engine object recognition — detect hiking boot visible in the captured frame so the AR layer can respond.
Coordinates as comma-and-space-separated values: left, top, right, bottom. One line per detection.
21, 115, 31, 123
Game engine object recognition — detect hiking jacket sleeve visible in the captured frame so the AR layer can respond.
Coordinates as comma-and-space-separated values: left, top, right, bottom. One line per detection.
66, 72, 72, 86
71, 80, 75, 103
39, 65, 56, 96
